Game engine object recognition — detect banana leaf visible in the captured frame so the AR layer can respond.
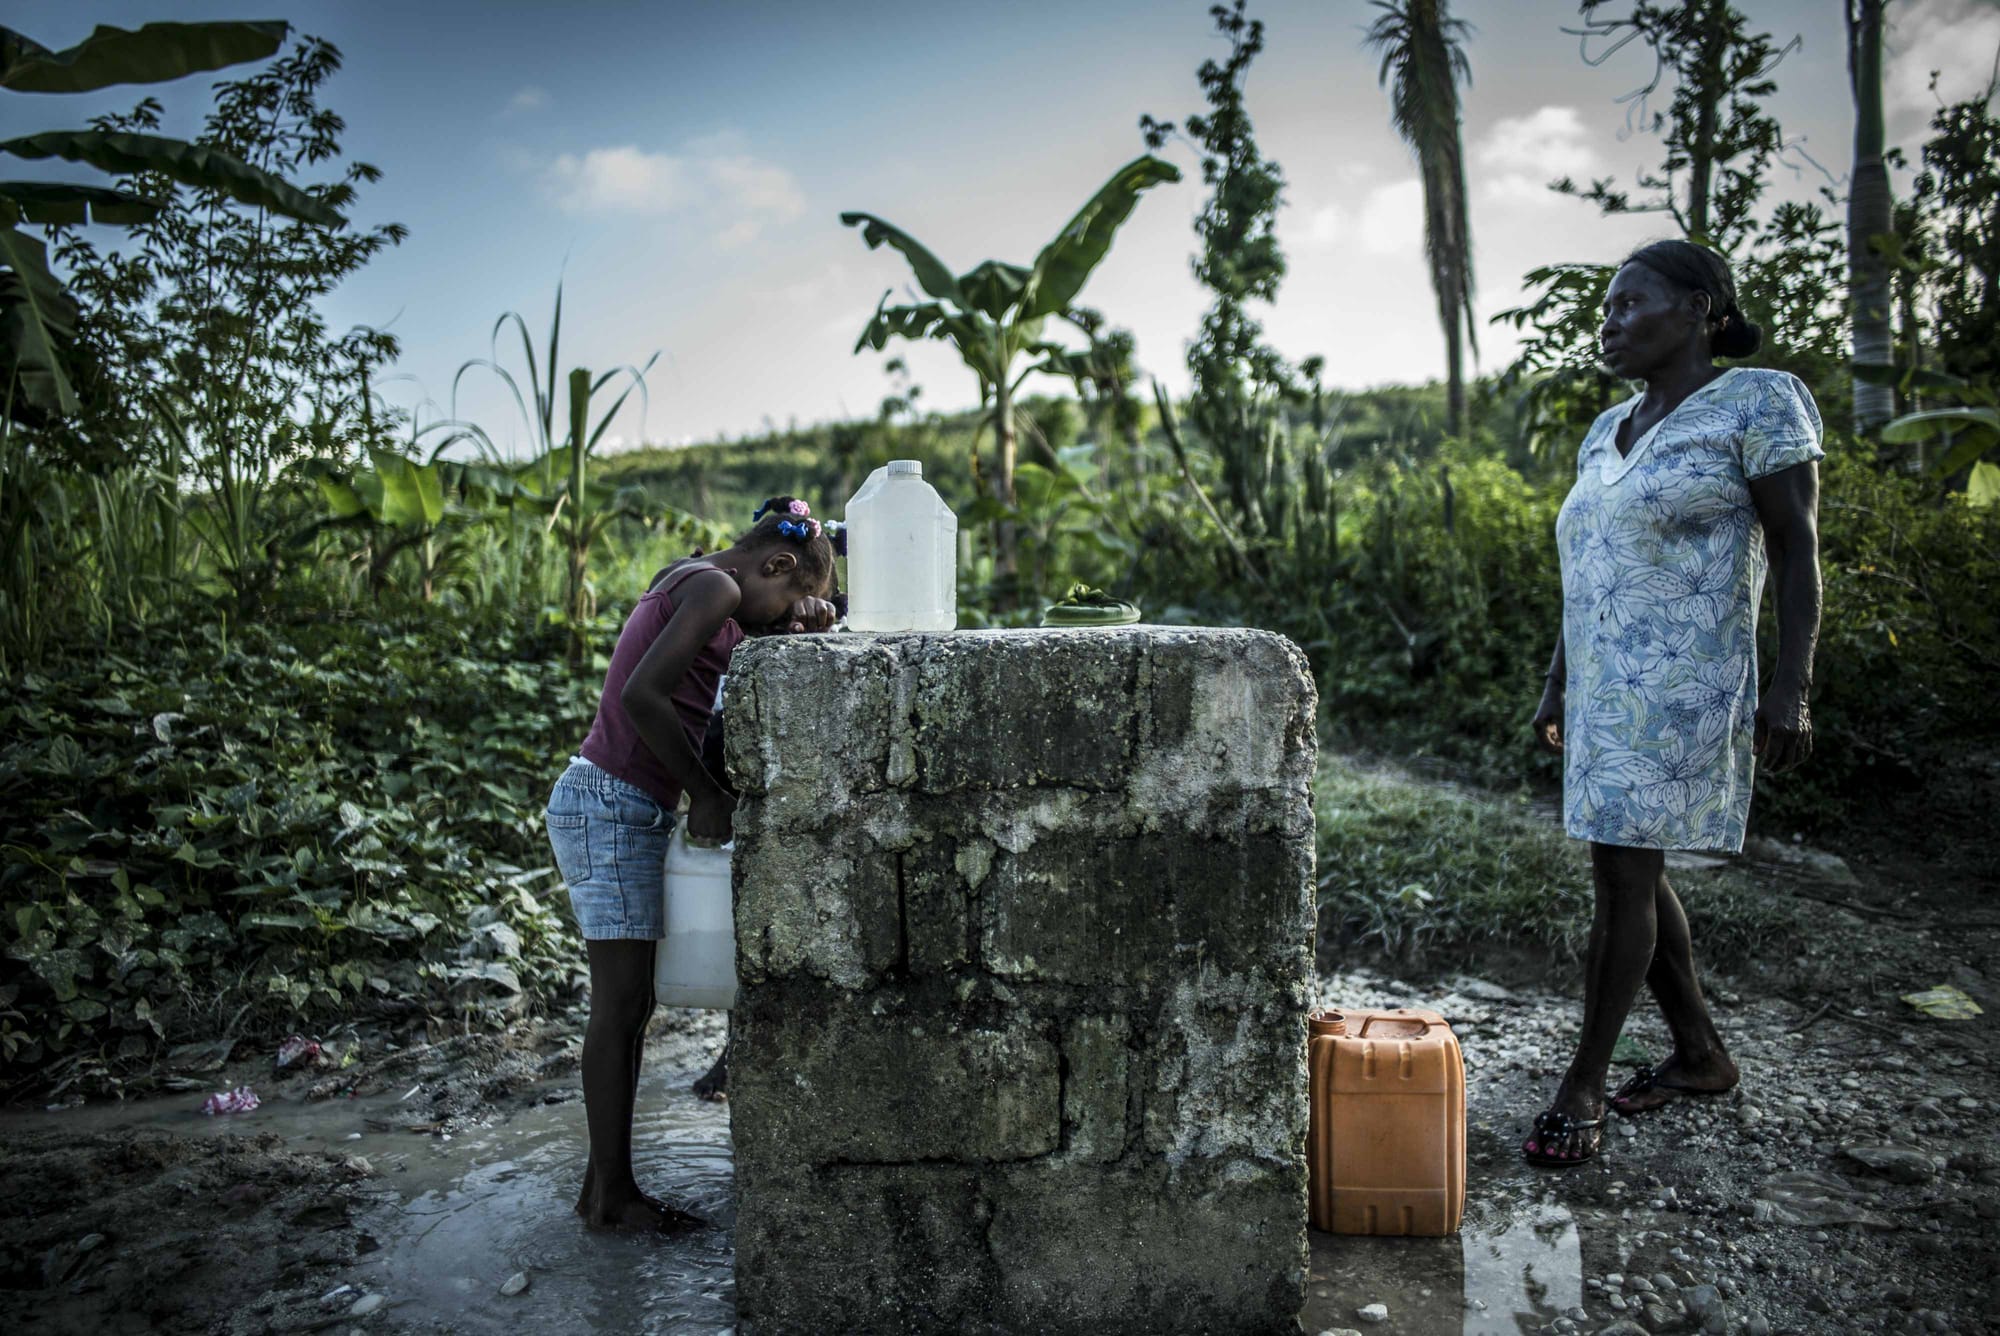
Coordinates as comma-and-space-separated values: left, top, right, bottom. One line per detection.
1879, 406, 1999, 444
0, 21, 287, 94
1968, 462, 2000, 509
368, 448, 444, 527
314, 473, 367, 519
1021, 155, 1180, 319
0, 214, 79, 412
1849, 361, 1969, 393
956, 259, 1030, 320
0, 180, 157, 225
839, 211, 963, 307
1, 130, 342, 226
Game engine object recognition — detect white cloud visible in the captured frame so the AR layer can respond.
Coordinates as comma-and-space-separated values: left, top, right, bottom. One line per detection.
1357, 179, 1423, 256
546, 145, 690, 213
1886, 0, 2000, 115
706, 155, 806, 247
507, 85, 550, 113
1300, 204, 1343, 247
1476, 105, 1598, 205
753, 264, 849, 307
541, 134, 806, 248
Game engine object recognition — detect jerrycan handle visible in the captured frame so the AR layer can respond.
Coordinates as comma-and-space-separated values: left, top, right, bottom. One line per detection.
1357, 1013, 1430, 1039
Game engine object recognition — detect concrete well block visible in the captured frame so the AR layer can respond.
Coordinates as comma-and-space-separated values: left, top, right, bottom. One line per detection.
978, 828, 1314, 985
730, 628, 1314, 1336
731, 991, 1061, 1165
911, 630, 1145, 792
983, 1160, 1308, 1335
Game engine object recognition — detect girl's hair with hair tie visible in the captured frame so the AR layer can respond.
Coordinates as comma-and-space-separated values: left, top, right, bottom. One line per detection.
737, 496, 838, 597
1621, 239, 1764, 360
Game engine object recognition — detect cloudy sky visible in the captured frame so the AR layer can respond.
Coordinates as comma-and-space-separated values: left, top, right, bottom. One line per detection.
18, 0, 2000, 451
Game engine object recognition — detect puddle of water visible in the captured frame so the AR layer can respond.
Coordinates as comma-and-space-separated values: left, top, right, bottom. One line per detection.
346, 1088, 734, 1333
1303, 1201, 1584, 1335
5, 1066, 737, 1334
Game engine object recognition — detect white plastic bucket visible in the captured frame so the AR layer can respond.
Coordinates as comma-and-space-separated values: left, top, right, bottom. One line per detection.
655, 821, 736, 1009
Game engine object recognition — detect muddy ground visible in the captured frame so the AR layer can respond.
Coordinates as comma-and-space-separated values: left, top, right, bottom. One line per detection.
2, 836, 1995, 1335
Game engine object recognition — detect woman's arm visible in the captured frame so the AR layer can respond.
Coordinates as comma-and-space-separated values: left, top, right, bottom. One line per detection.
621, 570, 740, 831
1748, 459, 1821, 773
1532, 631, 1566, 754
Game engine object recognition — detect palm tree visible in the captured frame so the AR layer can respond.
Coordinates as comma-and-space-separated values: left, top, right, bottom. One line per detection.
1365, 0, 1477, 438
1847, 0, 1894, 434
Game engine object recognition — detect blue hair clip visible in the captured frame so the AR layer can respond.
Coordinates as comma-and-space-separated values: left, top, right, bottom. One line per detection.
752, 499, 775, 523
826, 521, 847, 557
777, 518, 814, 541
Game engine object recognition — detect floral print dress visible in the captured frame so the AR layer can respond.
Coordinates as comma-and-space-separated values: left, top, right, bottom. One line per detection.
1556, 366, 1824, 852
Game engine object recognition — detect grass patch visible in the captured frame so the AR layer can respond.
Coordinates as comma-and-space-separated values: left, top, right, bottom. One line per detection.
1313, 757, 1808, 978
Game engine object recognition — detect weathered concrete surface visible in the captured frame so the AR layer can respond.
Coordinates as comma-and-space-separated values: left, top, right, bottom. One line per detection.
727, 628, 1317, 1335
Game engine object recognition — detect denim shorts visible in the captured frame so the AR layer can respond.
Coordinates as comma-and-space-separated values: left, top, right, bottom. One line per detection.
545, 757, 670, 940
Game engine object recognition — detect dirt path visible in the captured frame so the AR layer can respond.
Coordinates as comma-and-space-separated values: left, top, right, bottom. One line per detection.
3, 846, 1995, 1335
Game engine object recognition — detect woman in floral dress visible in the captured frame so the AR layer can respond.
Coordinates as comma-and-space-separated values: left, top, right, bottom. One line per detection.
1523, 239, 1825, 1166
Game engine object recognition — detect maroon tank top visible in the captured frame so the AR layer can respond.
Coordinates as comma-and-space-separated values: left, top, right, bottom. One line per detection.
577, 562, 746, 808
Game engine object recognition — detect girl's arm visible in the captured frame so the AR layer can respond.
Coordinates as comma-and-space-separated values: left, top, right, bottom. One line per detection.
621, 570, 740, 828
736, 596, 839, 637
1749, 460, 1821, 773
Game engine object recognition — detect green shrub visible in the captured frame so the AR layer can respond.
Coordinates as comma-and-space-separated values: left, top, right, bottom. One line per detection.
0, 608, 607, 1092
1754, 447, 2000, 829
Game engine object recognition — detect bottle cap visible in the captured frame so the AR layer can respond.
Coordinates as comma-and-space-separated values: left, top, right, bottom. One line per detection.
887, 459, 922, 477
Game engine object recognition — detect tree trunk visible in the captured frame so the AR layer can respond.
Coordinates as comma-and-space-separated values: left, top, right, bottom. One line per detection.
1123, 414, 1148, 508
1848, 0, 1895, 435
1687, 0, 1728, 241
1445, 309, 1466, 438
992, 369, 1019, 602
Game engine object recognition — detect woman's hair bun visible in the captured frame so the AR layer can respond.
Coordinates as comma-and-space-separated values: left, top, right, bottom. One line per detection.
1714, 306, 1763, 359
1622, 238, 1762, 360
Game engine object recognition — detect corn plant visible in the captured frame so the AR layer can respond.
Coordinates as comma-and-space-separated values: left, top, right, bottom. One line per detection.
444, 284, 664, 630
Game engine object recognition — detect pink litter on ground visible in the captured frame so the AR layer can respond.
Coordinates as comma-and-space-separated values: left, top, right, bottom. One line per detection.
275, 1036, 322, 1069
202, 1086, 260, 1115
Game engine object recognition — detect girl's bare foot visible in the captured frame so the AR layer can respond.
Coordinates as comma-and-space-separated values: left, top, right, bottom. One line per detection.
575, 1184, 675, 1217
577, 1183, 703, 1232
1609, 1050, 1740, 1114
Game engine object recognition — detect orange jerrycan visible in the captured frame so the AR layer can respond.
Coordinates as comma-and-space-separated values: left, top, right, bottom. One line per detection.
1307, 1007, 1466, 1236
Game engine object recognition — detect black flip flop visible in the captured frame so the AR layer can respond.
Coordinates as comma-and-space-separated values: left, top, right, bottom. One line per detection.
1522, 1108, 1604, 1168
1609, 1061, 1735, 1115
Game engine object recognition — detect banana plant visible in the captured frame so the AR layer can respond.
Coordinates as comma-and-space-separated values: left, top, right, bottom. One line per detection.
310, 447, 458, 600
0, 20, 344, 417
841, 154, 1178, 584
1858, 361, 2000, 506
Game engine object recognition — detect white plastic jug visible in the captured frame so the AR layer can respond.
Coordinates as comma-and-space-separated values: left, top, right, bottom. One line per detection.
844, 460, 957, 632
655, 822, 736, 1009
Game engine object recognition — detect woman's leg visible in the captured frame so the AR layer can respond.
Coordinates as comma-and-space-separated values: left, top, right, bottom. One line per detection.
1614, 871, 1739, 1111
578, 939, 696, 1229
1529, 842, 1660, 1159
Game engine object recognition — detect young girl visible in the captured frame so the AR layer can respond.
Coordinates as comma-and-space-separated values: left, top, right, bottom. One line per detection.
546, 497, 836, 1231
